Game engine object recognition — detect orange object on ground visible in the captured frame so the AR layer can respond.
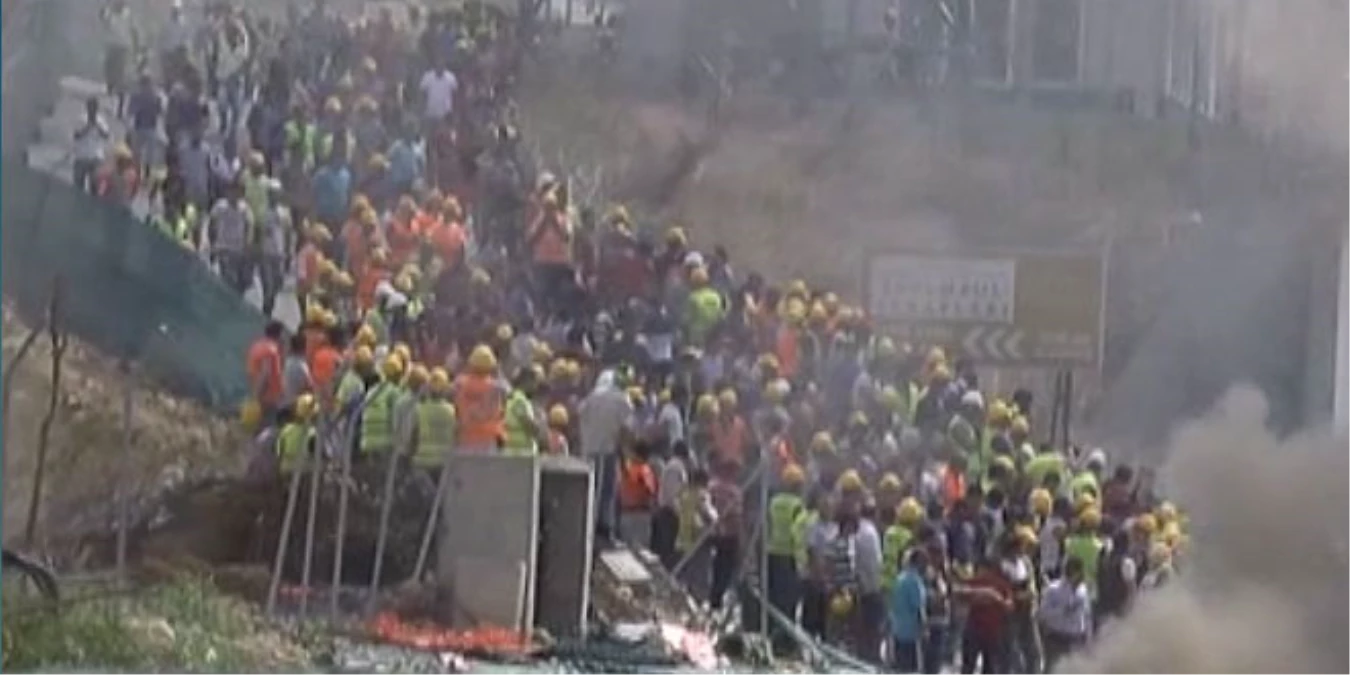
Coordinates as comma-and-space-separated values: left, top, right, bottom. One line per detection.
369, 612, 535, 656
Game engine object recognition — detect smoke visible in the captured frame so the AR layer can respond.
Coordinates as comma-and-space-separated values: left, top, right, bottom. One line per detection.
1059, 386, 1349, 674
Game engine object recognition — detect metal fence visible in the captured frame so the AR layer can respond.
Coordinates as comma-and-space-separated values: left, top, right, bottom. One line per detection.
1, 158, 262, 410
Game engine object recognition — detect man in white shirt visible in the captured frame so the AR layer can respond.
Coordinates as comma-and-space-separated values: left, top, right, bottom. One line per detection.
1039, 557, 1092, 671
73, 98, 112, 194
853, 512, 886, 665
419, 62, 459, 125
651, 441, 689, 567
578, 370, 634, 540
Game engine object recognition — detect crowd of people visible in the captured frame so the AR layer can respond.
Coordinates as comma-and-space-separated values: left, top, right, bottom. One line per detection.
85, 0, 1191, 672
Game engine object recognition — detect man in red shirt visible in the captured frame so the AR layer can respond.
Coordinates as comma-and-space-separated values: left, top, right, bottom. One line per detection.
956, 558, 1014, 674
246, 321, 286, 426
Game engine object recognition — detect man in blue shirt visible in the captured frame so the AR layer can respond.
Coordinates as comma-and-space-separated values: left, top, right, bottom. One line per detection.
889, 548, 928, 673
311, 154, 351, 229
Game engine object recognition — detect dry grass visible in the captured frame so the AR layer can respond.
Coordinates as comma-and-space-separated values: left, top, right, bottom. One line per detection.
1, 304, 248, 553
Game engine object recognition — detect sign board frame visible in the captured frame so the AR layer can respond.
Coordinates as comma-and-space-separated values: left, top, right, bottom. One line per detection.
863, 246, 1107, 369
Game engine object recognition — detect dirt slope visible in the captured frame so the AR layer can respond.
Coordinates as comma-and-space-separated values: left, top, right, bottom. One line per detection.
2, 303, 247, 556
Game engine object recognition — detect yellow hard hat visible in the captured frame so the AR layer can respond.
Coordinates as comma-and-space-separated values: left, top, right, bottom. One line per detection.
353, 345, 375, 368
810, 431, 836, 454
318, 257, 340, 279
877, 473, 902, 492
689, 266, 710, 286
781, 463, 806, 487
1155, 501, 1178, 525
324, 96, 343, 114
532, 340, 554, 364
627, 386, 645, 406
1132, 513, 1159, 536
756, 353, 780, 373
848, 410, 869, 428
1010, 415, 1030, 436
925, 346, 947, 365
1074, 491, 1098, 514
247, 150, 266, 168
784, 298, 807, 324
355, 324, 378, 348
836, 469, 863, 493
393, 343, 413, 364
607, 204, 631, 224
987, 400, 1012, 425
1078, 507, 1102, 529
294, 393, 318, 421
929, 364, 952, 383
496, 323, 514, 342
370, 247, 390, 266
113, 142, 134, 160
562, 359, 581, 380
1161, 523, 1184, 549
405, 364, 430, 389
828, 590, 854, 617
381, 353, 406, 380
308, 221, 334, 243
394, 273, 415, 294
808, 302, 828, 324
549, 358, 570, 382
665, 226, 687, 247
717, 388, 738, 410
879, 385, 902, 411
470, 266, 491, 286
658, 388, 672, 404
991, 454, 1015, 473
897, 497, 923, 526
822, 292, 840, 312
468, 344, 497, 373
320, 309, 338, 329
333, 271, 355, 289
695, 393, 720, 417
874, 337, 897, 358
305, 303, 326, 326
1148, 541, 1172, 568
429, 367, 452, 394
1013, 525, 1038, 547
548, 404, 570, 427
786, 279, 808, 297
369, 153, 390, 170
352, 194, 372, 213
1029, 488, 1053, 516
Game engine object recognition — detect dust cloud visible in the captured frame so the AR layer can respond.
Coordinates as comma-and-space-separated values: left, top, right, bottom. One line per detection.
1060, 386, 1349, 674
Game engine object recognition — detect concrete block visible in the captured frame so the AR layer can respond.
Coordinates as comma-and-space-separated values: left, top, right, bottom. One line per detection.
439, 454, 541, 632
535, 456, 594, 638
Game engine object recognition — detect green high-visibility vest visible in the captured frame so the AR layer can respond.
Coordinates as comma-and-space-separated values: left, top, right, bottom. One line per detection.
276, 421, 315, 472
1024, 451, 1064, 488
791, 508, 819, 573
906, 381, 924, 424
285, 120, 316, 169
336, 369, 366, 409
360, 382, 399, 454
1069, 471, 1100, 501
501, 390, 537, 455
767, 492, 803, 557
1065, 533, 1105, 598
882, 523, 915, 591
365, 311, 389, 345
415, 399, 457, 467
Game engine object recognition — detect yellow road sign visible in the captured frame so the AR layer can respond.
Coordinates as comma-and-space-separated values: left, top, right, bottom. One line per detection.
864, 248, 1106, 367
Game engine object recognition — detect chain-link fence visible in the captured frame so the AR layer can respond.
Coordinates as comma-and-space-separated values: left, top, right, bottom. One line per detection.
2, 157, 262, 410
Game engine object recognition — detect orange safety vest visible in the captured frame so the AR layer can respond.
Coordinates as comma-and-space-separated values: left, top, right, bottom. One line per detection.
357, 265, 390, 313
942, 466, 967, 512
386, 215, 420, 267
341, 220, 367, 274
311, 344, 342, 402
771, 435, 798, 469
529, 211, 572, 265
297, 244, 323, 294
453, 374, 504, 447
303, 327, 327, 366
775, 325, 800, 379
246, 338, 283, 405
712, 415, 748, 467
429, 219, 466, 268
619, 459, 657, 511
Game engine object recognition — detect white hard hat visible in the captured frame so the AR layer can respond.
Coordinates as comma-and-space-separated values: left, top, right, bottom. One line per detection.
961, 390, 985, 409
683, 251, 705, 268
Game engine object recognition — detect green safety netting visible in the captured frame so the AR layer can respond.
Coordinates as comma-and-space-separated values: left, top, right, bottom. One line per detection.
1, 159, 263, 411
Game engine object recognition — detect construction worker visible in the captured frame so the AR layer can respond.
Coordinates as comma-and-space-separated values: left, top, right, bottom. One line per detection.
1063, 506, 1105, 605
276, 393, 319, 475
247, 320, 286, 427
454, 345, 507, 453
767, 463, 807, 638
711, 387, 748, 469
684, 265, 725, 347
1069, 449, 1106, 501
882, 496, 923, 594
413, 367, 457, 475
359, 353, 406, 460
545, 404, 571, 455
502, 366, 542, 455
395, 364, 430, 463
336, 345, 374, 415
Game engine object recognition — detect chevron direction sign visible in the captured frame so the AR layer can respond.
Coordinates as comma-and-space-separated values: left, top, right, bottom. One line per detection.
864, 249, 1106, 368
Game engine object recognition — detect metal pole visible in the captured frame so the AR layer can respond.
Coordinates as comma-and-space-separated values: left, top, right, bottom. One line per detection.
299, 439, 324, 618
116, 359, 132, 583
758, 441, 770, 637
365, 446, 403, 616
267, 443, 310, 616
330, 414, 354, 620
412, 453, 455, 584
